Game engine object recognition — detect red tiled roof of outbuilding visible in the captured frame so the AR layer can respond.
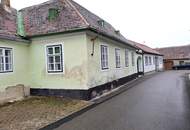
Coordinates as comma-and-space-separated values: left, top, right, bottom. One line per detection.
156, 45, 190, 60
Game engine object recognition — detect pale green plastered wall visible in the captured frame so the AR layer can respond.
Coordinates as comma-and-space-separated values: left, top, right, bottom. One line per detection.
86, 34, 138, 89
0, 32, 139, 92
28, 32, 89, 90
0, 40, 29, 92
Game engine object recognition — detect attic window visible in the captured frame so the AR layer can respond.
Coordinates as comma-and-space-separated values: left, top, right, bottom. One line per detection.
48, 8, 59, 21
97, 20, 105, 27
115, 30, 120, 35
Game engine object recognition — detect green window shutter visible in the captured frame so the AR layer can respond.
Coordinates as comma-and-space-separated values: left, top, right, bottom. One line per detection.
48, 8, 59, 21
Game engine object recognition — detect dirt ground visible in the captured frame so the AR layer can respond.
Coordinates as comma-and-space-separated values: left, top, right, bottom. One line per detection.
0, 96, 90, 130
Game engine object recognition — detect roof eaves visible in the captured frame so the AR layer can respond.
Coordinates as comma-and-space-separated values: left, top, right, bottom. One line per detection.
88, 27, 138, 50
143, 51, 163, 56
25, 27, 89, 38
0, 35, 30, 43
25, 26, 138, 49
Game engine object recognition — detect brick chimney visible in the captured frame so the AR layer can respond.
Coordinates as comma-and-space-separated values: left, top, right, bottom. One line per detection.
1, 0, 11, 12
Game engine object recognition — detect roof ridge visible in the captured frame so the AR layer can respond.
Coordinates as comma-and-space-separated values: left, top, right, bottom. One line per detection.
157, 44, 190, 49
66, 0, 89, 26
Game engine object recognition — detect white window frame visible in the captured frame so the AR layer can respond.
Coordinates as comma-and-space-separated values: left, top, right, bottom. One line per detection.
0, 47, 13, 73
149, 56, 152, 65
153, 56, 155, 65
45, 43, 64, 74
115, 48, 121, 68
100, 45, 109, 70
131, 52, 135, 66
125, 49, 129, 67
145, 56, 148, 66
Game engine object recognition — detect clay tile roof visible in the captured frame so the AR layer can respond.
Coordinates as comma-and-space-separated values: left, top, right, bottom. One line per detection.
128, 40, 162, 55
156, 45, 190, 60
20, 0, 135, 48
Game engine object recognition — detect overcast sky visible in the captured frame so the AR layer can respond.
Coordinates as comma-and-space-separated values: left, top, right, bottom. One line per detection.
11, 0, 190, 48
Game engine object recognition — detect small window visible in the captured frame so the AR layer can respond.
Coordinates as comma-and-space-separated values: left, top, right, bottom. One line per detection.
46, 44, 63, 73
179, 61, 185, 65
153, 56, 155, 65
100, 45, 109, 70
149, 56, 152, 65
125, 49, 129, 67
48, 8, 59, 21
145, 56, 148, 66
0, 47, 13, 73
131, 52, 135, 66
97, 20, 105, 27
115, 48, 121, 68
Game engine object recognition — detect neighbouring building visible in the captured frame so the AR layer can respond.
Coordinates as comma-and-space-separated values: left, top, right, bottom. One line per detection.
130, 41, 164, 73
0, 0, 144, 100
157, 45, 190, 70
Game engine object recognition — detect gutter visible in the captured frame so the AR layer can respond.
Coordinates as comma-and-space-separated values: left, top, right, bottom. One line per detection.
143, 51, 163, 56
0, 35, 30, 43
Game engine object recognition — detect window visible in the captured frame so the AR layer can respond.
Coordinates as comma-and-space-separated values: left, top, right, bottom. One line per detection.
115, 48, 121, 68
48, 8, 59, 21
145, 56, 148, 66
149, 56, 152, 65
131, 52, 135, 66
46, 44, 63, 73
100, 45, 108, 70
0, 48, 13, 73
179, 61, 185, 65
125, 49, 129, 67
153, 56, 155, 65
97, 20, 105, 27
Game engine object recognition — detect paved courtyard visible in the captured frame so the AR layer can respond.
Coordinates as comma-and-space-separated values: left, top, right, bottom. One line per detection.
56, 71, 190, 130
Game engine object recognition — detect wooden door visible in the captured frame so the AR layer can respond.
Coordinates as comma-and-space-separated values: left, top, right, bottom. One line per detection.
164, 60, 173, 70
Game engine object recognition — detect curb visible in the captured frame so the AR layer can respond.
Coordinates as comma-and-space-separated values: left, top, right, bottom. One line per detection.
39, 72, 162, 130
39, 102, 96, 130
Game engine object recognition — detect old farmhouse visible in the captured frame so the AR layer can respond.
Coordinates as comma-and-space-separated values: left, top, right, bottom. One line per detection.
0, 0, 163, 100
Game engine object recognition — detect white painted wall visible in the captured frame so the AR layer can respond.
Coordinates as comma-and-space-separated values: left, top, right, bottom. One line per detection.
173, 60, 190, 66
143, 54, 156, 73
86, 34, 138, 89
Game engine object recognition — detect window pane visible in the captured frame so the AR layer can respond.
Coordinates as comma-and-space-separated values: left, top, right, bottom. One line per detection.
0, 49, 2, 56
55, 46, 61, 54
0, 56, 3, 64
55, 64, 61, 70
55, 56, 61, 63
5, 64, 10, 71
48, 48, 53, 54
0, 63, 3, 71
5, 50, 11, 56
48, 64, 54, 71
5, 57, 9, 63
48, 56, 54, 63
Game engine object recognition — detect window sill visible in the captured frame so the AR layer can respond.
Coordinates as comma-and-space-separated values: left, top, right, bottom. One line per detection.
101, 68, 110, 72
0, 71, 14, 75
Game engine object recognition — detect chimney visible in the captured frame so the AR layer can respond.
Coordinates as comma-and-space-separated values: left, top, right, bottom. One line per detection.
1, 0, 11, 12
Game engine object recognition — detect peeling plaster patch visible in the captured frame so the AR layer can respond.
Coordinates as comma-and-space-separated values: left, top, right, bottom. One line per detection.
64, 62, 87, 85
88, 74, 117, 88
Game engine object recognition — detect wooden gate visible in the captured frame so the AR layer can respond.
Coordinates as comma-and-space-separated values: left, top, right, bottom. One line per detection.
164, 60, 173, 70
